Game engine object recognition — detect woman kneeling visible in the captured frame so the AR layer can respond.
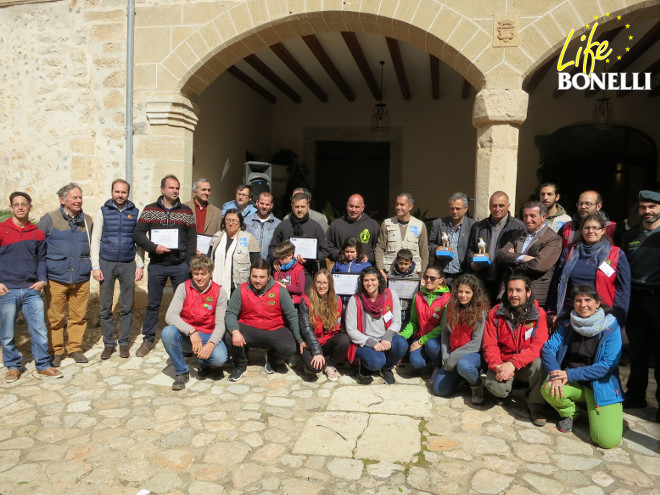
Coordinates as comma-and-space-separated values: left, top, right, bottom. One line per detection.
541, 284, 623, 449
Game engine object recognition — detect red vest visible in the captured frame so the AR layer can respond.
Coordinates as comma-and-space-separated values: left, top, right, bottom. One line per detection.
347, 289, 394, 363
238, 282, 285, 331
561, 221, 617, 251
448, 319, 474, 352
180, 280, 221, 334
301, 294, 343, 345
564, 245, 620, 307
414, 291, 450, 339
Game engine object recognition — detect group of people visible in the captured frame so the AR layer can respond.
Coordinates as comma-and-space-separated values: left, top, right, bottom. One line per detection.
1, 175, 659, 450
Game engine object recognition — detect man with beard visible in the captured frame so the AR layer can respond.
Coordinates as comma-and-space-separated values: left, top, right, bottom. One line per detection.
245, 191, 281, 260
558, 190, 617, 251
539, 183, 571, 232
482, 275, 549, 426
622, 190, 660, 422
326, 193, 380, 264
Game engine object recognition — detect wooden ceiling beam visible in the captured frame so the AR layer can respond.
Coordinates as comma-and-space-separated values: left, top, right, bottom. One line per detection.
430, 55, 440, 100
341, 31, 381, 100
618, 58, 660, 97
302, 34, 355, 102
461, 79, 472, 99
386, 37, 411, 100
226, 66, 276, 104
244, 54, 301, 103
270, 42, 328, 103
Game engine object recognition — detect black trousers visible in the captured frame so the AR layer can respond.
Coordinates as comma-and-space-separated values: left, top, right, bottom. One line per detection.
300, 332, 350, 371
223, 323, 297, 369
626, 290, 660, 403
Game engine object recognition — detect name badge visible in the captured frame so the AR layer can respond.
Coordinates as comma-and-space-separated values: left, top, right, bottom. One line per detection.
383, 311, 393, 323
598, 261, 615, 278
524, 328, 534, 340
239, 237, 248, 247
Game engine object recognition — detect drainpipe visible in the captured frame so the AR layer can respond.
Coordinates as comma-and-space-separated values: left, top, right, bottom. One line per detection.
125, 0, 135, 186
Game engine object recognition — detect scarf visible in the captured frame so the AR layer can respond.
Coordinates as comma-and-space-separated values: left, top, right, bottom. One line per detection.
281, 258, 296, 271
570, 307, 613, 337
556, 240, 610, 312
503, 297, 534, 327
290, 212, 309, 236
360, 291, 386, 319
212, 232, 237, 298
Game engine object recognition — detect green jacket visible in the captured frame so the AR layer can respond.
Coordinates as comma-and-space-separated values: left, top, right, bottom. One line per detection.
401, 285, 450, 344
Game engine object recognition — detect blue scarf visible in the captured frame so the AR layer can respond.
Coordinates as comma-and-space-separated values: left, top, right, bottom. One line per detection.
281, 259, 296, 271
556, 240, 610, 313
570, 308, 614, 337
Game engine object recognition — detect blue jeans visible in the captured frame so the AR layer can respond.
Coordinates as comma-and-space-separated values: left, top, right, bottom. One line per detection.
161, 325, 228, 375
142, 262, 189, 341
355, 333, 408, 371
0, 288, 51, 371
432, 352, 482, 396
409, 337, 442, 369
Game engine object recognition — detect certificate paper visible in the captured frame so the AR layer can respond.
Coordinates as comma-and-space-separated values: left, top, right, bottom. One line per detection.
388, 278, 420, 300
332, 273, 360, 296
290, 237, 318, 260
197, 234, 212, 255
151, 229, 179, 250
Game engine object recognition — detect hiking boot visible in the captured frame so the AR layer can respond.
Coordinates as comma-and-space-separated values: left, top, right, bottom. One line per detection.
4, 368, 20, 383
171, 373, 189, 391
101, 346, 115, 360
528, 404, 547, 427
557, 416, 574, 433
70, 351, 88, 363
51, 355, 63, 367
197, 366, 209, 380
324, 365, 339, 382
380, 368, 396, 385
471, 383, 485, 405
135, 340, 155, 357
119, 345, 130, 358
37, 367, 63, 379
228, 367, 247, 382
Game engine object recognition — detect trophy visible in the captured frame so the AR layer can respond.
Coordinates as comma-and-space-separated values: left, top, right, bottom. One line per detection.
435, 231, 455, 259
472, 237, 491, 265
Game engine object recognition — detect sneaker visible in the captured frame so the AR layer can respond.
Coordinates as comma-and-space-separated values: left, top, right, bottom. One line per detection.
135, 340, 155, 358
324, 365, 339, 382
101, 346, 115, 360
197, 366, 209, 380
557, 416, 574, 433
4, 369, 21, 383
623, 397, 648, 409
380, 368, 396, 385
171, 373, 189, 391
37, 367, 63, 379
228, 367, 247, 382
70, 351, 88, 363
358, 360, 372, 381
119, 345, 130, 358
265, 350, 276, 374
183, 352, 194, 357
528, 404, 547, 427
51, 355, 63, 367
471, 383, 484, 405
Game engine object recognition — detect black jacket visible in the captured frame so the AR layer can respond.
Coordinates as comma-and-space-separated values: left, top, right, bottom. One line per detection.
467, 213, 524, 282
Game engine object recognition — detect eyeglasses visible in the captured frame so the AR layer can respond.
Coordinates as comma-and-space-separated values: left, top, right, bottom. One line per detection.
582, 226, 603, 232
224, 219, 240, 225
577, 202, 597, 208
11, 203, 29, 208
236, 193, 250, 198
423, 276, 441, 282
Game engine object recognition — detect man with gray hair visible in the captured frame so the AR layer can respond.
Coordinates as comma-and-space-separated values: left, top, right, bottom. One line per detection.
428, 192, 476, 285
375, 192, 429, 278
38, 182, 94, 366
185, 178, 222, 236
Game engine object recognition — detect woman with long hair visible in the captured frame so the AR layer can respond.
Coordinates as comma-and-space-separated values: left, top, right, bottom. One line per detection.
298, 269, 350, 381
345, 266, 406, 385
541, 284, 623, 448
432, 273, 490, 404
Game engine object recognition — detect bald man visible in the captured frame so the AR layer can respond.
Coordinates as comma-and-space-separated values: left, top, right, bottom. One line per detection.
326, 194, 380, 264
557, 190, 617, 251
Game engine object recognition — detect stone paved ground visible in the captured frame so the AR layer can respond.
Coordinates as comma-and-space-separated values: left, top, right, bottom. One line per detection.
1, 320, 658, 495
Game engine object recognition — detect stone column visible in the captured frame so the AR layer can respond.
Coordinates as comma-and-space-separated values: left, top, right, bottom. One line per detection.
472, 89, 528, 220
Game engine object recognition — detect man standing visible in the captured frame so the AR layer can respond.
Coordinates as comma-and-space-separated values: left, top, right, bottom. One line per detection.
539, 182, 572, 232
497, 201, 562, 308
283, 187, 329, 232
482, 275, 549, 426
375, 192, 429, 278
0, 192, 62, 380
224, 259, 299, 382
467, 191, 524, 302
221, 184, 257, 218
428, 192, 476, 285
326, 193, 380, 264
38, 183, 93, 366
245, 191, 281, 260
558, 190, 617, 251
91, 179, 144, 359
185, 178, 222, 235
622, 190, 660, 420
161, 255, 228, 390
269, 192, 330, 288
133, 175, 197, 357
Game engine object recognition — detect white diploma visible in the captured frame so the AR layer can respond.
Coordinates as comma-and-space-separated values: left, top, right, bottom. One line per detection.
332, 273, 360, 296
151, 229, 179, 250
388, 278, 420, 300
290, 237, 318, 260
196, 234, 212, 255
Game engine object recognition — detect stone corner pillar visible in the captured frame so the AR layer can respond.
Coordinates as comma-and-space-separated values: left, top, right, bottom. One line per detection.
472, 89, 529, 220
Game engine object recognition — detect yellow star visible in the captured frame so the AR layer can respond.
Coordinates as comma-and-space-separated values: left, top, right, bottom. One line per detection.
625, 24, 630, 28
606, 12, 610, 16
628, 35, 633, 40
606, 59, 610, 63
617, 15, 622, 20
626, 47, 630, 51
586, 24, 590, 29
594, 15, 599, 20
617, 55, 622, 60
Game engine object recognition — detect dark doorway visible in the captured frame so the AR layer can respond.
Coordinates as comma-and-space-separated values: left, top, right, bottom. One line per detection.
314, 141, 390, 222
535, 125, 657, 223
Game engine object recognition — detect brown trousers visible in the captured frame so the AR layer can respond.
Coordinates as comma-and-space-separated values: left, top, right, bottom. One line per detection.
45, 279, 90, 355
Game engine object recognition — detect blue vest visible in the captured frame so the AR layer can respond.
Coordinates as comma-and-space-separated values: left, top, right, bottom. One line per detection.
45, 208, 93, 284
100, 199, 139, 262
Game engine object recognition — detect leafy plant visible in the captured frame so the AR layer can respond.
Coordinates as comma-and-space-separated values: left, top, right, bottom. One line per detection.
412, 207, 437, 231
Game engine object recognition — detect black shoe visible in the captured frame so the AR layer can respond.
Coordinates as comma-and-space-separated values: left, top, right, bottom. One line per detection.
70, 351, 88, 363
172, 373, 189, 390
623, 397, 648, 409
229, 367, 247, 382
656, 408, 660, 423
183, 352, 194, 357
380, 368, 396, 385
265, 350, 276, 374
357, 360, 373, 383
51, 355, 63, 368
197, 366, 209, 380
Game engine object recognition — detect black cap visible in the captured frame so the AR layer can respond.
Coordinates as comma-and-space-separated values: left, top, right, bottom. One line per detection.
639, 190, 660, 204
